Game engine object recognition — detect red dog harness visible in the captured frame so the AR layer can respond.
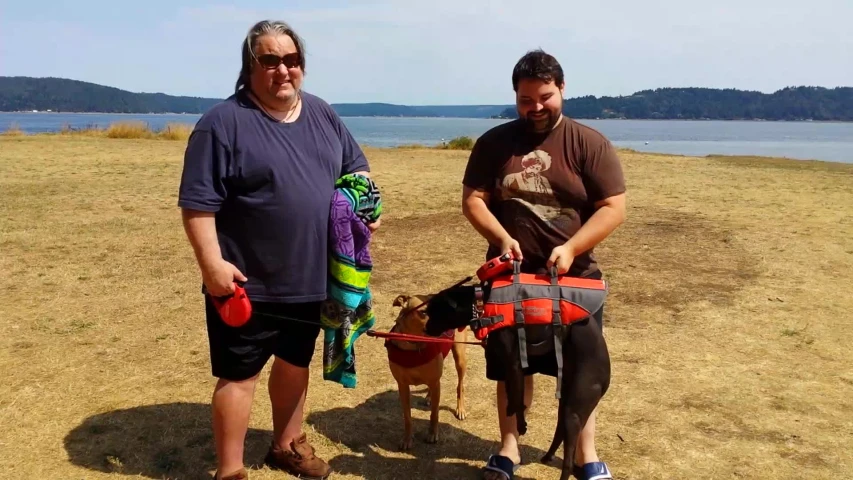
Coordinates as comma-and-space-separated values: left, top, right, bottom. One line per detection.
471, 259, 608, 398
385, 328, 455, 368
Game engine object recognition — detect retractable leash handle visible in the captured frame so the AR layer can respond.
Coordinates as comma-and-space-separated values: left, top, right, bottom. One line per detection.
208, 281, 253, 328
476, 252, 515, 282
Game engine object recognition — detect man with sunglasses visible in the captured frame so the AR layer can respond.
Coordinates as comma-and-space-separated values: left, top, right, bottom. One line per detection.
178, 20, 378, 480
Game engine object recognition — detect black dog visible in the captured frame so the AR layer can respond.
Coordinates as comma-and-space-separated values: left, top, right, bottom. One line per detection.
424, 283, 611, 480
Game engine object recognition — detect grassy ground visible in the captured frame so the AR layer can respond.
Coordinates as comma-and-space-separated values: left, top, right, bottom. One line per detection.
1, 134, 851, 480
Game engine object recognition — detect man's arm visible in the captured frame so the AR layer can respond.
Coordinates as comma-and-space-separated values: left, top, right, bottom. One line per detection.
177, 127, 246, 295
462, 186, 522, 259
181, 209, 247, 296
182, 209, 223, 273
329, 99, 370, 177
565, 193, 626, 255
333, 102, 377, 230
548, 135, 628, 273
548, 192, 626, 272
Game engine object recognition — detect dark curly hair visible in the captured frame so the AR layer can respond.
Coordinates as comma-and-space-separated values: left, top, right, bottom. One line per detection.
511, 49, 564, 91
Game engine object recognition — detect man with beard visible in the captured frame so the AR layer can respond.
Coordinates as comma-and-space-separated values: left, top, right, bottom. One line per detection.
461, 49, 626, 480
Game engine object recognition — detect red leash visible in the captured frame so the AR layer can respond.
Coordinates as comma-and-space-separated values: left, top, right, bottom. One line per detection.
248, 311, 482, 345
366, 329, 483, 345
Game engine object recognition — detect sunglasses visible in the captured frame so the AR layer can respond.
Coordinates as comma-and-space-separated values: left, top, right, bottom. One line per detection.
256, 53, 302, 70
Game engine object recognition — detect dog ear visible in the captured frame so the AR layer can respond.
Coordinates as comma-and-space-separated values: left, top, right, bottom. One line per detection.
392, 295, 410, 307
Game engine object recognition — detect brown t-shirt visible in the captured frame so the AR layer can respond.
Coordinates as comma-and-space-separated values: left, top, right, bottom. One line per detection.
463, 117, 626, 277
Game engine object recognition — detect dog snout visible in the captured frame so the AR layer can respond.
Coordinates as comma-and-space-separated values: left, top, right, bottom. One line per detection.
424, 322, 442, 336
424, 315, 453, 336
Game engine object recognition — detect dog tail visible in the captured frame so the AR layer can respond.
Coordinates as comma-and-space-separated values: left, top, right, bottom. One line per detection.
540, 399, 564, 464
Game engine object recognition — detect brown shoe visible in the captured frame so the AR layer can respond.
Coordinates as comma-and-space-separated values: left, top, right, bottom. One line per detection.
264, 433, 332, 479
213, 467, 248, 480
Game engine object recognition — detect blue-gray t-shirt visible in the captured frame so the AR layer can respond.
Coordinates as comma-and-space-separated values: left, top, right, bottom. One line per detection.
178, 90, 370, 303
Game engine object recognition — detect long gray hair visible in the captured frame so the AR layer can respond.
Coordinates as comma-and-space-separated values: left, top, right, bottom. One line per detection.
234, 20, 306, 94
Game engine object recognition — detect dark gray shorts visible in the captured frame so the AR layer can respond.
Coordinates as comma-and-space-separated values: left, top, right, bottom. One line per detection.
204, 296, 322, 381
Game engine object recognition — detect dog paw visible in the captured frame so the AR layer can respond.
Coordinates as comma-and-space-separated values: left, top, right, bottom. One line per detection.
399, 436, 413, 451
426, 431, 439, 444
455, 407, 467, 420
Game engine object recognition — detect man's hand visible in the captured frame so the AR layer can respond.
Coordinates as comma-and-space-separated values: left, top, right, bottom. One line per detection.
547, 244, 575, 275
500, 236, 523, 261
202, 259, 247, 297
547, 193, 626, 276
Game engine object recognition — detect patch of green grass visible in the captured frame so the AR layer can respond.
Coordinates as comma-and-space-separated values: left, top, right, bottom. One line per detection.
443, 135, 475, 150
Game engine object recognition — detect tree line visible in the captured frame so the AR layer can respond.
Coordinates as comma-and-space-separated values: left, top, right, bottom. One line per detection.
497, 86, 853, 121
2, 77, 851, 121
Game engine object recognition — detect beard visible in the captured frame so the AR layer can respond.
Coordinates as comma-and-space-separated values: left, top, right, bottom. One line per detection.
519, 106, 561, 134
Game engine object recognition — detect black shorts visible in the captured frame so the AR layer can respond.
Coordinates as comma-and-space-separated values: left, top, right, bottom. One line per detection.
204, 296, 322, 381
484, 269, 605, 382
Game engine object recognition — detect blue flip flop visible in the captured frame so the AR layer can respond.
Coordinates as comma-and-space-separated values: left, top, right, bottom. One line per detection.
573, 461, 613, 480
483, 454, 520, 479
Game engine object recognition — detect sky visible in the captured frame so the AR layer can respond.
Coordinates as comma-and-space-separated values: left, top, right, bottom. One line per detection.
1, 0, 851, 105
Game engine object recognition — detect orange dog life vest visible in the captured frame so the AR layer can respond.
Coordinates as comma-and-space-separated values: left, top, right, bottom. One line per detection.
470, 260, 608, 398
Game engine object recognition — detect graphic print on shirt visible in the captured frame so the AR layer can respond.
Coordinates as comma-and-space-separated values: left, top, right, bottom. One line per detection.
499, 149, 563, 223
501, 149, 553, 195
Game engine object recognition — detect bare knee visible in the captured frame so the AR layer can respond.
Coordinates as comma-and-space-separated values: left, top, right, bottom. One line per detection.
273, 355, 308, 371
497, 378, 534, 410
271, 356, 309, 380
215, 375, 259, 393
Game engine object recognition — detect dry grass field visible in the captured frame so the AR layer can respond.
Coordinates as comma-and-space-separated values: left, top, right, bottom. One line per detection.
1, 133, 851, 480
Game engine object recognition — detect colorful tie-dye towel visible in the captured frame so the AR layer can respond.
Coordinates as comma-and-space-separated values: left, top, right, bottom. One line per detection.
320, 173, 382, 388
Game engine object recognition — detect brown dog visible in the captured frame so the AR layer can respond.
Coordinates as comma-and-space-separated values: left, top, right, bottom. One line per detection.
386, 294, 468, 450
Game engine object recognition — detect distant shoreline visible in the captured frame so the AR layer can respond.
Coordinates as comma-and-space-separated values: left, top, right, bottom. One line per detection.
2, 111, 852, 123
2, 127, 850, 165
0, 111, 202, 115
2, 129, 851, 167
5, 78, 851, 122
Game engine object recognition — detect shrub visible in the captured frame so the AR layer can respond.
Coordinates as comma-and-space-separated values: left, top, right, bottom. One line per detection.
1, 122, 25, 136
158, 123, 193, 141
445, 135, 475, 150
55, 123, 102, 137
106, 121, 154, 139
101, 121, 194, 140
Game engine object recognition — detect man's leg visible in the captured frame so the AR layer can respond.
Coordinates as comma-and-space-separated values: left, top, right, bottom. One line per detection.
267, 302, 322, 447
484, 375, 533, 479
269, 356, 309, 448
212, 375, 259, 477
205, 296, 271, 478
574, 408, 599, 466
575, 304, 607, 470
263, 302, 332, 479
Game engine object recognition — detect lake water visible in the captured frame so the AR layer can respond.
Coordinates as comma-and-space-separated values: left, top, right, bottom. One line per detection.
2, 112, 852, 164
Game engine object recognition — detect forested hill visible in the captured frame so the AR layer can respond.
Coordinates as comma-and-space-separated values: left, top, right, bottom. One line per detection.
0, 77, 222, 114
2, 76, 851, 121
498, 86, 853, 121
0, 77, 509, 117
330, 103, 509, 118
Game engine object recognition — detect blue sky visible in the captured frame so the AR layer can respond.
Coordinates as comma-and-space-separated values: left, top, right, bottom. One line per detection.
1, 0, 850, 105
